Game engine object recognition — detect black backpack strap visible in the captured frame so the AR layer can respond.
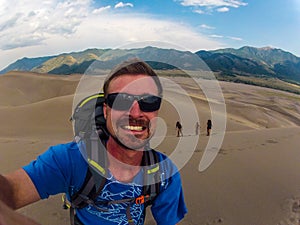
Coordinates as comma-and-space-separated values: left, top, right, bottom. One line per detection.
70, 168, 95, 208
71, 130, 108, 208
85, 129, 108, 190
142, 149, 161, 207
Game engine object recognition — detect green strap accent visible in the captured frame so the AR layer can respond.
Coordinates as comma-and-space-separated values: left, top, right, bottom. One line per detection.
147, 165, 159, 174
79, 93, 104, 108
88, 159, 106, 175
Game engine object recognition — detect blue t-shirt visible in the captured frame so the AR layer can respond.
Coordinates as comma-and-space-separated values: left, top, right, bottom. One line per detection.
23, 142, 187, 225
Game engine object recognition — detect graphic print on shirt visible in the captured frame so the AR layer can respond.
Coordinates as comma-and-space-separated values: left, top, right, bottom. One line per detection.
85, 180, 144, 225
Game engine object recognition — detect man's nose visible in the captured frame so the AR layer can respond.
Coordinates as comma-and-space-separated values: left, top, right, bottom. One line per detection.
129, 100, 143, 116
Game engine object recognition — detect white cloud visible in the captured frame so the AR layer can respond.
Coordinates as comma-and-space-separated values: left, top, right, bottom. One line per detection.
193, 9, 205, 14
200, 24, 215, 29
114, 2, 134, 9
227, 36, 243, 41
179, 0, 247, 7
0, 0, 91, 50
92, 6, 111, 14
179, 0, 247, 13
0, 0, 225, 70
210, 34, 223, 38
74, 14, 222, 52
217, 7, 230, 12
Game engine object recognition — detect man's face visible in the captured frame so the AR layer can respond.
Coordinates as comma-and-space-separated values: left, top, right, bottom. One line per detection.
104, 74, 160, 150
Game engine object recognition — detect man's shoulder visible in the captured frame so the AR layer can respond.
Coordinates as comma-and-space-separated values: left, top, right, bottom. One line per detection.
152, 149, 168, 161
46, 141, 84, 163
52, 141, 77, 149
152, 149, 178, 174
49, 141, 79, 153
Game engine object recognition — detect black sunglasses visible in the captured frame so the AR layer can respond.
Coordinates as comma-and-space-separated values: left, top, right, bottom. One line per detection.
106, 93, 162, 112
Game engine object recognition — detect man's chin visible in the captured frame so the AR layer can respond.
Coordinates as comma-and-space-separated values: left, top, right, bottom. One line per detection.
120, 136, 150, 151
122, 140, 148, 151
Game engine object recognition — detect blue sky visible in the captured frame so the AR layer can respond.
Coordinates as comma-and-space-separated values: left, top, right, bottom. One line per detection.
0, 0, 299, 70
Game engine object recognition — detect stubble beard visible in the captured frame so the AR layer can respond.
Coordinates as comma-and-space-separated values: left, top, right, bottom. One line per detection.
113, 118, 154, 151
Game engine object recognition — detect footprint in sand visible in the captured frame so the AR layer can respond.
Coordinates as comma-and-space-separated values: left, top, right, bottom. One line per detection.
278, 197, 300, 225
292, 200, 300, 213
204, 217, 224, 225
266, 139, 278, 144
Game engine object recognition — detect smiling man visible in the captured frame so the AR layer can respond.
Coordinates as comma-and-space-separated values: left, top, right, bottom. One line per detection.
0, 59, 187, 225
103, 74, 161, 183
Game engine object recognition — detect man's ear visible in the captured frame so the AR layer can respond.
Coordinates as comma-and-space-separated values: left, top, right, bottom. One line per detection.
103, 103, 107, 119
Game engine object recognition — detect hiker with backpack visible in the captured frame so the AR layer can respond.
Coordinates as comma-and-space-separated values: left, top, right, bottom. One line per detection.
0, 59, 187, 225
207, 119, 212, 136
175, 121, 183, 137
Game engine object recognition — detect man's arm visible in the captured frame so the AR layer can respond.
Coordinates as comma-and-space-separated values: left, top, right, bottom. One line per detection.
0, 169, 40, 209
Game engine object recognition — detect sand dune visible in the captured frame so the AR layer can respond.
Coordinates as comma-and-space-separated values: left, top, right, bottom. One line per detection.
0, 72, 80, 106
1, 72, 300, 225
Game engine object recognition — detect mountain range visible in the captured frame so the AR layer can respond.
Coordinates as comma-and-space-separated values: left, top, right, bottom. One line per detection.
1, 46, 300, 84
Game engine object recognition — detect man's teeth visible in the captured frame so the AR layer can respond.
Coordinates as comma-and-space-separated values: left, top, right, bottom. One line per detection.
124, 125, 144, 131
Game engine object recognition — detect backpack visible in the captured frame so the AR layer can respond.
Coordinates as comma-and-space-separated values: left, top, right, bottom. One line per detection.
63, 93, 162, 225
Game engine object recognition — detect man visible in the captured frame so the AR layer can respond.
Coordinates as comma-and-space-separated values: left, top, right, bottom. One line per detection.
207, 119, 212, 136
0, 59, 187, 225
175, 121, 183, 137
195, 121, 200, 135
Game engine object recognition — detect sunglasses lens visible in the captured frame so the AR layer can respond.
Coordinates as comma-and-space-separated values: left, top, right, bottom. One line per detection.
139, 95, 161, 112
106, 93, 132, 111
106, 93, 161, 112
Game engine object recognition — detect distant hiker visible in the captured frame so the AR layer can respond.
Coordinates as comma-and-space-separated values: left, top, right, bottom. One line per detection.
195, 121, 200, 135
176, 121, 183, 137
207, 119, 212, 136
0, 59, 187, 225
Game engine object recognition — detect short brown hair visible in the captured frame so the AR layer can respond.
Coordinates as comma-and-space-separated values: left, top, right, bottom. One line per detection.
103, 58, 163, 97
